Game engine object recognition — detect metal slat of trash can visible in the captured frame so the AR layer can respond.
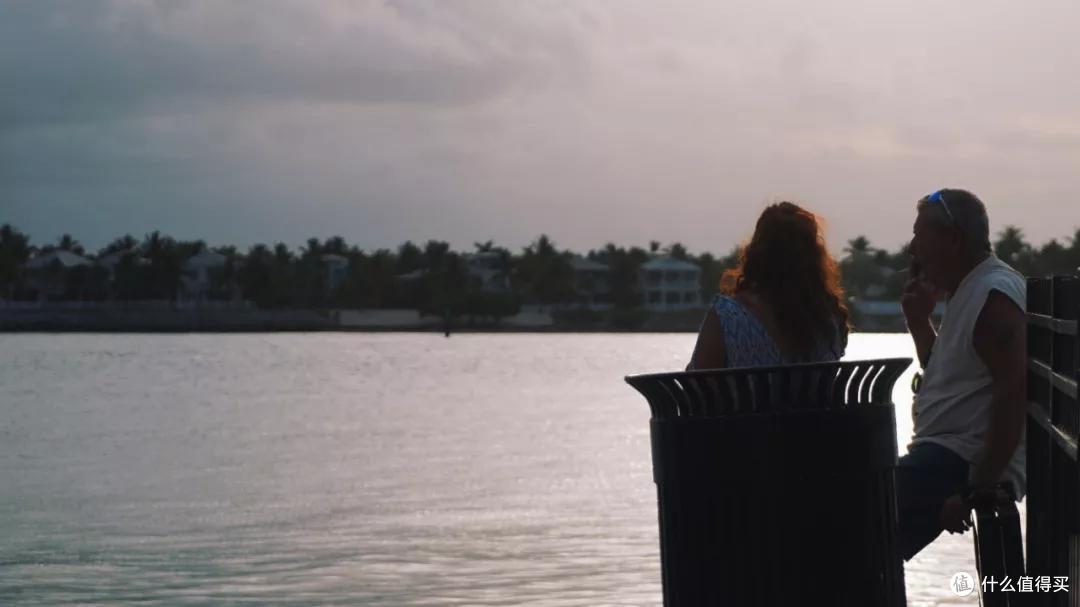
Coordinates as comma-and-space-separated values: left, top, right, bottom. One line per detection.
627, 357, 912, 607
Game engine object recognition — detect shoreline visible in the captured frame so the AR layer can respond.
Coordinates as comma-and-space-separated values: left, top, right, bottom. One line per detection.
0, 325, 911, 334
0, 304, 912, 334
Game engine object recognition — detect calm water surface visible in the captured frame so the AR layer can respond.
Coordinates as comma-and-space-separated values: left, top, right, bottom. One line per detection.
0, 333, 1006, 605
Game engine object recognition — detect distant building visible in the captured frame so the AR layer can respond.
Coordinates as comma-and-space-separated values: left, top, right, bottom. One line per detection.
849, 298, 945, 331
180, 249, 227, 301
464, 251, 510, 292
862, 265, 898, 298
96, 249, 149, 300
639, 257, 701, 311
321, 254, 349, 293
97, 249, 148, 280
23, 250, 92, 271
851, 299, 945, 318
22, 250, 93, 299
570, 256, 611, 309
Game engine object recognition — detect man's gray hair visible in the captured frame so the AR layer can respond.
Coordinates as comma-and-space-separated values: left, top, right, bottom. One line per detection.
916, 188, 992, 257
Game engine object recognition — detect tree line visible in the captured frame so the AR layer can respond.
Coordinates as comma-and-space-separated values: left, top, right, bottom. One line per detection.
2, 223, 1080, 321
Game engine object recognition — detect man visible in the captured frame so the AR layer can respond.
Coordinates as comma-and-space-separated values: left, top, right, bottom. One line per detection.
897, 188, 1027, 561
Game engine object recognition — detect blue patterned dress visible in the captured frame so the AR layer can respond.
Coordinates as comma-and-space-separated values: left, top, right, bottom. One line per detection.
690, 295, 846, 369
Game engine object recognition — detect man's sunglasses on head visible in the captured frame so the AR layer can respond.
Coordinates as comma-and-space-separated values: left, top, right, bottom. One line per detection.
926, 190, 956, 225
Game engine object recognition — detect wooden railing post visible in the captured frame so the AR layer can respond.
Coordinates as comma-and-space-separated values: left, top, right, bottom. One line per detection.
1025, 273, 1080, 607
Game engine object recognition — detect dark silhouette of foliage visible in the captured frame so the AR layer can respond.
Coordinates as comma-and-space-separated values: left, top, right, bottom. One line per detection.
5, 223, 1080, 327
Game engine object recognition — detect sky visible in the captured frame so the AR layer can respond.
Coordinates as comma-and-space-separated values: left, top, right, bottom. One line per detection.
3, 0, 1079, 257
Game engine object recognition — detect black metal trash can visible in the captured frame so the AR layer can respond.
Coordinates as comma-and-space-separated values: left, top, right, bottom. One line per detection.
626, 358, 912, 607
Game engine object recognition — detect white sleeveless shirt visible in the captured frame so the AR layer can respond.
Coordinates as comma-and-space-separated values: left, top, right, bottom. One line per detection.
909, 255, 1027, 497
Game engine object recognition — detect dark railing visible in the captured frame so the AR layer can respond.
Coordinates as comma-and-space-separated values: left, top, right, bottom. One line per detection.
1026, 274, 1080, 606
973, 486, 1026, 606
626, 358, 912, 607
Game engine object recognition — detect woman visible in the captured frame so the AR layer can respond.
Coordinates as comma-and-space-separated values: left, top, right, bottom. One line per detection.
688, 201, 850, 369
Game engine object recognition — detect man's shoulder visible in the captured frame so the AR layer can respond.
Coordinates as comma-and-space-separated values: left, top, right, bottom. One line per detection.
978, 258, 1026, 303
985, 257, 1025, 282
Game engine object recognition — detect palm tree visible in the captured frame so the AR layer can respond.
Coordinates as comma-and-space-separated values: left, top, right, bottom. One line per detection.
294, 238, 327, 306
467, 240, 513, 294
840, 235, 882, 297
272, 243, 296, 307
844, 236, 872, 258
140, 231, 166, 258
601, 243, 648, 309
368, 248, 401, 308
301, 237, 322, 260
696, 252, 721, 300
0, 224, 30, 255
56, 234, 85, 255
1067, 229, 1080, 273
1034, 239, 1071, 275
994, 226, 1029, 268
238, 244, 275, 307
423, 240, 452, 269
206, 245, 241, 300
111, 249, 144, 301
99, 234, 138, 257
517, 235, 574, 307
273, 243, 293, 265
419, 245, 467, 321
140, 231, 183, 301
0, 224, 32, 298
322, 236, 348, 256
397, 241, 424, 274
665, 242, 689, 260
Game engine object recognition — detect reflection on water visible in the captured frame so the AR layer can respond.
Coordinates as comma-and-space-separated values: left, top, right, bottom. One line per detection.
0, 333, 1002, 605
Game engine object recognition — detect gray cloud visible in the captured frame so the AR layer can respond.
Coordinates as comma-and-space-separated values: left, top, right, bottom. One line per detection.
3, 0, 1079, 255
1, 1, 578, 127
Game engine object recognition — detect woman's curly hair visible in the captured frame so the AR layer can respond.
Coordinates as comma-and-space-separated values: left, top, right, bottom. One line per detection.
720, 201, 851, 360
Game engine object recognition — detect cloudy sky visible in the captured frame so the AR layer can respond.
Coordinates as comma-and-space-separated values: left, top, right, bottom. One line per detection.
3, 0, 1079, 256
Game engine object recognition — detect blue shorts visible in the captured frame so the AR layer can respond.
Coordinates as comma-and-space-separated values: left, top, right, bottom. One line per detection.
895, 442, 971, 561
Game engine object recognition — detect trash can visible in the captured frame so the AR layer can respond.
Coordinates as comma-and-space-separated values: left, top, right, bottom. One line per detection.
626, 358, 912, 607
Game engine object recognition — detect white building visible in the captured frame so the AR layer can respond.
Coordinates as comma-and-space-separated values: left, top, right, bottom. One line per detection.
97, 249, 148, 280
180, 249, 227, 301
570, 256, 611, 309
321, 254, 349, 293
21, 250, 93, 299
639, 257, 702, 311
23, 250, 92, 271
464, 251, 510, 292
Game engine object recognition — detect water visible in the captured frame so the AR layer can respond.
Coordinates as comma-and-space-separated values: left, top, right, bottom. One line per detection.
0, 333, 998, 605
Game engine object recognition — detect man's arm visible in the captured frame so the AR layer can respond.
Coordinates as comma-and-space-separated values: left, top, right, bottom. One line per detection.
909, 319, 937, 369
901, 278, 938, 368
969, 289, 1028, 489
